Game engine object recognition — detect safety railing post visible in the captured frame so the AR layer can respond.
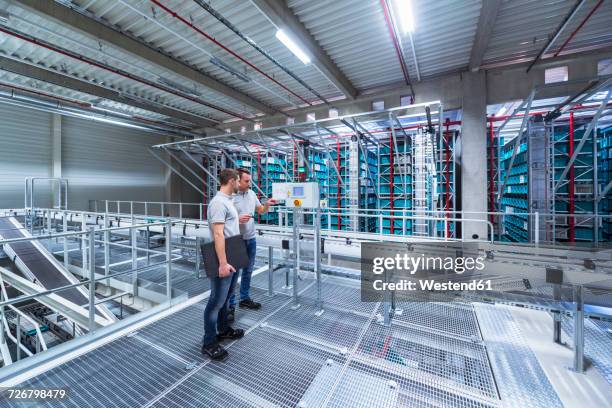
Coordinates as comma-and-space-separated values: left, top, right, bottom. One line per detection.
104, 213, 110, 287
314, 207, 323, 313
88, 228, 96, 333
131, 226, 138, 298
16, 314, 21, 360
534, 211, 539, 246
166, 220, 172, 300
63, 213, 69, 269
195, 236, 201, 278
268, 246, 274, 296
81, 217, 87, 275
572, 285, 585, 373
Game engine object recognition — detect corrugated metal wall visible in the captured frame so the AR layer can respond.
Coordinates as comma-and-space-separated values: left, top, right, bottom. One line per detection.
0, 104, 53, 209
0, 103, 169, 211
62, 117, 168, 210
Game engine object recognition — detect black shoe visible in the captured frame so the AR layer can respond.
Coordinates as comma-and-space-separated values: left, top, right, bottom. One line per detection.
227, 306, 235, 322
239, 299, 261, 310
201, 342, 228, 361
217, 327, 245, 341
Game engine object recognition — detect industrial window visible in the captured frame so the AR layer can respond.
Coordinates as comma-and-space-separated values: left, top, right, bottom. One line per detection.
286, 116, 295, 125
254, 122, 262, 130
400, 95, 412, 106
544, 66, 568, 84
306, 112, 316, 121
372, 100, 385, 111
598, 58, 612, 75
328, 108, 339, 118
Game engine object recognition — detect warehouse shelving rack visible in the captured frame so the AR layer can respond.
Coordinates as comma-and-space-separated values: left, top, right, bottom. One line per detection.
599, 126, 612, 241
150, 102, 446, 236
490, 77, 612, 245
377, 130, 412, 235
437, 119, 458, 238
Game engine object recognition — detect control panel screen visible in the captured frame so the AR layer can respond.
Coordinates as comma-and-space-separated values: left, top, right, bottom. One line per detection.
292, 186, 304, 196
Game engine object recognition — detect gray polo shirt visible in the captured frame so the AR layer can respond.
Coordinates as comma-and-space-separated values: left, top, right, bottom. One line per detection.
232, 189, 262, 240
207, 191, 240, 238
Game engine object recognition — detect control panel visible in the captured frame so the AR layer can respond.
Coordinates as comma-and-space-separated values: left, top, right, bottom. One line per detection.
272, 182, 320, 208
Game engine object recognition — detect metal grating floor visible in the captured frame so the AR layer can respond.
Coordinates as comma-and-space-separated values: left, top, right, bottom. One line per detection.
1, 337, 187, 408
300, 278, 379, 315
561, 316, 612, 384
262, 299, 371, 353
393, 302, 482, 340
474, 303, 563, 408
355, 321, 498, 401
172, 328, 345, 408
3, 270, 578, 408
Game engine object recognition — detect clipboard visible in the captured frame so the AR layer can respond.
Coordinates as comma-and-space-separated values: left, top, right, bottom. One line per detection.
200, 235, 249, 278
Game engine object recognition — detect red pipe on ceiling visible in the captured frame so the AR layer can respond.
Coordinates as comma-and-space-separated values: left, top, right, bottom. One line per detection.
379, 0, 412, 86
554, 0, 604, 57
149, 0, 312, 107
0, 26, 248, 121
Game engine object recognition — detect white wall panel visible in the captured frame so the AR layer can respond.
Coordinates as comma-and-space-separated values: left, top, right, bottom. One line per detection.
62, 117, 168, 210
0, 103, 52, 209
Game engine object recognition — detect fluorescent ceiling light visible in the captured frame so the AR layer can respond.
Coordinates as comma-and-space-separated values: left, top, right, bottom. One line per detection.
275, 29, 310, 64
394, 0, 414, 33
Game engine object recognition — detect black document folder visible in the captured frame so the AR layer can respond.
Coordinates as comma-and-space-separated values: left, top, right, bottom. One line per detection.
201, 235, 249, 278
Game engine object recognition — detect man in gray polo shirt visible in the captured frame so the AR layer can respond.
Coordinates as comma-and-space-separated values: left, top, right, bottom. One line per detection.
201, 169, 244, 361
228, 168, 276, 320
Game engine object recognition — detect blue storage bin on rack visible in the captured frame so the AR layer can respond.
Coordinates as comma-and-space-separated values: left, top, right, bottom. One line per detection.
500, 137, 529, 242
255, 153, 287, 225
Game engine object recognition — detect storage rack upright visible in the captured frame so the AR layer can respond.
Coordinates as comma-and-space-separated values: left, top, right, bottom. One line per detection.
437, 120, 458, 238
599, 125, 612, 241
378, 129, 413, 235
329, 141, 350, 230
550, 116, 599, 242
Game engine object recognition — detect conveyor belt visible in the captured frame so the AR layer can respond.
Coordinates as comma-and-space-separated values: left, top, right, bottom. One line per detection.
0, 217, 109, 318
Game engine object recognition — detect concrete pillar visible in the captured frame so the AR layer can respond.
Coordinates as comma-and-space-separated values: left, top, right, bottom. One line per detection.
461, 72, 488, 240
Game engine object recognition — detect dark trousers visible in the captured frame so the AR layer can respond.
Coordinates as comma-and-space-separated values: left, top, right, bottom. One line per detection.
229, 238, 257, 306
202, 270, 239, 346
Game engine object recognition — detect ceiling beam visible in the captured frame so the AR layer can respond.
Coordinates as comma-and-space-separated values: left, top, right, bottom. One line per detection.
526, 0, 585, 72
468, 0, 503, 71
0, 56, 219, 128
250, 0, 358, 100
16, 0, 277, 115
